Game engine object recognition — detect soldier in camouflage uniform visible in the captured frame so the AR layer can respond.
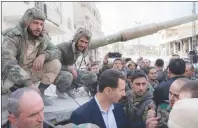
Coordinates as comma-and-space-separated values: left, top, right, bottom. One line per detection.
57, 28, 97, 98
148, 78, 190, 128
1, 8, 70, 106
120, 69, 155, 123
156, 101, 171, 128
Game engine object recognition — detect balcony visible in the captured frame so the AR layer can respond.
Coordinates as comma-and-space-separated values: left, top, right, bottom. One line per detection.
44, 3, 62, 27
2, 2, 65, 36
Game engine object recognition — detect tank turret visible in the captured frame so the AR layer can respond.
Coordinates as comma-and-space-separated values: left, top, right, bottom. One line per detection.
89, 14, 198, 49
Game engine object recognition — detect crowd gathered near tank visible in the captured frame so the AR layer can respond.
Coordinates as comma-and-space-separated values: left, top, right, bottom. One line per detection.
1, 8, 198, 128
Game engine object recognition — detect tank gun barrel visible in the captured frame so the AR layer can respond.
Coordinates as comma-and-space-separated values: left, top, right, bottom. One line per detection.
89, 14, 198, 49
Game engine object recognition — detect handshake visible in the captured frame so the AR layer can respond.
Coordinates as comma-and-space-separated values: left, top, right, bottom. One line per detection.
146, 103, 161, 128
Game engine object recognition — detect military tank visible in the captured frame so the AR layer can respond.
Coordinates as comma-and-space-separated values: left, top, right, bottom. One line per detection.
2, 14, 198, 127
42, 13, 198, 126
89, 13, 198, 49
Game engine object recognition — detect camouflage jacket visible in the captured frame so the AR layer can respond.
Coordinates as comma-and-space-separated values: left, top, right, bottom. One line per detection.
157, 102, 172, 128
57, 41, 84, 71
120, 90, 154, 122
2, 8, 60, 87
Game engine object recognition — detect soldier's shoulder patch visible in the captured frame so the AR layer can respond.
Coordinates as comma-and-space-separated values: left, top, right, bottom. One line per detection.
159, 103, 169, 109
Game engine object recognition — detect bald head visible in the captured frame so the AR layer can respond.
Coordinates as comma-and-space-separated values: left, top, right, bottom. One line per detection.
19, 89, 43, 112
171, 78, 190, 89
169, 78, 190, 107
179, 80, 198, 100
7, 88, 44, 128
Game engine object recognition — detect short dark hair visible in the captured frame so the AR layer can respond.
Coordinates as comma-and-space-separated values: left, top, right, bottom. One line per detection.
91, 62, 99, 68
172, 54, 180, 57
125, 58, 132, 63
168, 58, 185, 75
180, 80, 198, 98
127, 70, 133, 77
113, 58, 123, 65
155, 59, 164, 67
146, 66, 156, 75
98, 69, 125, 92
130, 69, 147, 83
143, 59, 151, 63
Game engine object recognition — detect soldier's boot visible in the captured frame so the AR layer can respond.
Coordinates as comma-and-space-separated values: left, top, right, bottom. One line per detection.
9, 84, 23, 92
56, 89, 69, 99
38, 83, 53, 106
66, 87, 76, 98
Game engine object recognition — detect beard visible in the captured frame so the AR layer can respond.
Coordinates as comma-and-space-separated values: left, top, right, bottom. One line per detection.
27, 27, 41, 38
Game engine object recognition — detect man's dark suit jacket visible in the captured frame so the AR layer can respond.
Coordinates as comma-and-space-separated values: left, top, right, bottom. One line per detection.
70, 97, 129, 128
70, 98, 146, 128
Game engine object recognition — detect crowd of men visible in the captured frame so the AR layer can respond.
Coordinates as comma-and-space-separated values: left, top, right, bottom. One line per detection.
1, 8, 198, 128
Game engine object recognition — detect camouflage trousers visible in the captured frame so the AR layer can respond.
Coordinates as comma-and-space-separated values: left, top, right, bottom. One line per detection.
58, 69, 98, 92
2, 59, 69, 93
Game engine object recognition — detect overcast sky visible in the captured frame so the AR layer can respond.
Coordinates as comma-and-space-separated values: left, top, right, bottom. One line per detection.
95, 2, 198, 46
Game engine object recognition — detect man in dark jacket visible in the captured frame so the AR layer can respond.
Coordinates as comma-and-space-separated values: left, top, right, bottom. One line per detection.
154, 58, 186, 107
70, 69, 156, 128
155, 59, 167, 83
57, 28, 97, 98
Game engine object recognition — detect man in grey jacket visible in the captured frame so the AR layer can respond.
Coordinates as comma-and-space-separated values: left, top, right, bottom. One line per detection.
57, 28, 97, 98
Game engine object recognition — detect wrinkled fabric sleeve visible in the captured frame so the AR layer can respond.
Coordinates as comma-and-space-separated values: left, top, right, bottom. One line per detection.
2, 36, 32, 87
43, 37, 61, 61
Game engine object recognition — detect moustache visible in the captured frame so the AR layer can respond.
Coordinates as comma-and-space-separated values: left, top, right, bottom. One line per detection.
34, 29, 41, 32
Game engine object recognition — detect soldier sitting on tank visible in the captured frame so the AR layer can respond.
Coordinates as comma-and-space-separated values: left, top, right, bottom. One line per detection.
1, 8, 69, 106
56, 28, 97, 98
147, 78, 190, 128
120, 69, 155, 124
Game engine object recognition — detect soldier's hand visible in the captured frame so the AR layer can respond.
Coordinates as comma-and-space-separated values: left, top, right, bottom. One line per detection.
33, 54, 46, 71
147, 103, 156, 119
29, 84, 41, 94
146, 116, 160, 128
70, 67, 78, 79
147, 109, 156, 119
